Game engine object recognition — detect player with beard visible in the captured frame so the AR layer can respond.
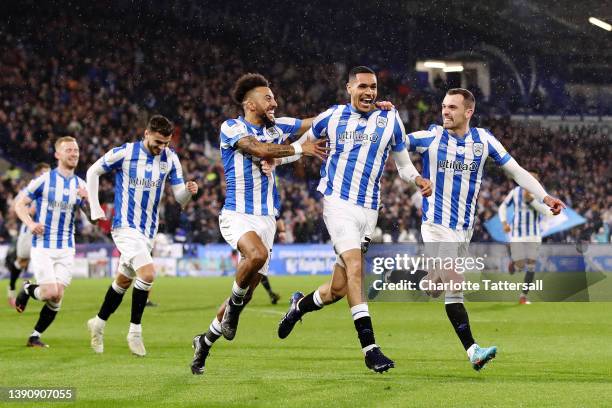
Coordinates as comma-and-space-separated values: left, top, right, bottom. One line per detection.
189, 73, 328, 375
407, 88, 564, 370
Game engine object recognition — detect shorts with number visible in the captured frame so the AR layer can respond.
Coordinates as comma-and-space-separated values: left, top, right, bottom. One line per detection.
323, 196, 378, 256
111, 227, 154, 278
219, 210, 276, 275
30, 247, 75, 286
16, 230, 33, 259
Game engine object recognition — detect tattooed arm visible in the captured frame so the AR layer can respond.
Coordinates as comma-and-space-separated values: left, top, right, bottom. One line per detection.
235, 136, 327, 160
235, 136, 297, 159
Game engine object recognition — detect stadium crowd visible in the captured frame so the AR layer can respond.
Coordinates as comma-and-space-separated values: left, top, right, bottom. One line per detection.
0, 11, 609, 246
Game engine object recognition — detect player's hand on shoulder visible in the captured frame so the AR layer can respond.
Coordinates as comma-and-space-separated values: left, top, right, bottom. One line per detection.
543, 195, 565, 215
415, 176, 433, 197
375, 101, 395, 111
503, 222, 511, 233
301, 138, 329, 161
186, 181, 198, 195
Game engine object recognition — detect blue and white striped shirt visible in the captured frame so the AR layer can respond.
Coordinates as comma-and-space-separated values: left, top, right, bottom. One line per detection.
500, 186, 551, 241
311, 105, 406, 210
25, 169, 86, 249
100, 141, 185, 238
408, 125, 512, 230
220, 116, 302, 216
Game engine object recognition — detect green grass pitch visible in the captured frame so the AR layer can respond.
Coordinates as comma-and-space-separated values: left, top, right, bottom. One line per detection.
1, 276, 611, 407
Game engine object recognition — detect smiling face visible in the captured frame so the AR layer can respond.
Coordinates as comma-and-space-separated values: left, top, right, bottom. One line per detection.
441, 93, 474, 133
245, 86, 278, 126
55, 140, 80, 170
347, 73, 377, 112
144, 130, 172, 156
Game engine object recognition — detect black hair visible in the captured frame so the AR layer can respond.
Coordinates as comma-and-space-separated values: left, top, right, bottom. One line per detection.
231, 73, 270, 105
348, 66, 375, 81
147, 115, 174, 136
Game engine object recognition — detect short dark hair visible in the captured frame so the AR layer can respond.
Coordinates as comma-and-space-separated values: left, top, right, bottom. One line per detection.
34, 162, 50, 173
147, 115, 174, 136
232, 73, 269, 105
348, 66, 375, 81
446, 88, 476, 109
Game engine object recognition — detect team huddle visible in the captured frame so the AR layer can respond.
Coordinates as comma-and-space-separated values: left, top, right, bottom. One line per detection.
6, 66, 564, 375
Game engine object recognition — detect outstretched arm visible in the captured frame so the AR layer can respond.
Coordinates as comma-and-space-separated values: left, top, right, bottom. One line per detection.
391, 149, 432, 197
236, 136, 302, 160
528, 195, 554, 216
236, 135, 328, 161
502, 159, 565, 214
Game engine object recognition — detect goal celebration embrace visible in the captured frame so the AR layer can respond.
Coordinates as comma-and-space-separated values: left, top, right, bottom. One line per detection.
2, 4, 610, 406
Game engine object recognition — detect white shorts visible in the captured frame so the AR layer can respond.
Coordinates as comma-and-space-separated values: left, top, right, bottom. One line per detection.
16, 230, 33, 259
219, 210, 276, 275
510, 241, 541, 262
111, 228, 154, 278
421, 223, 473, 257
323, 196, 378, 256
30, 247, 75, 287
420, 223, 473, 291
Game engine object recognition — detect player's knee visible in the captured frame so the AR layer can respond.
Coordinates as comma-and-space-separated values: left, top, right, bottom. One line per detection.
115, 275, 132, 289
247, 246, 268, 269
41, 286, 59, 300
49, 294, 63, 305
46, 299, 62, 312
343, 258, 362, 276
330, 284, 347, 300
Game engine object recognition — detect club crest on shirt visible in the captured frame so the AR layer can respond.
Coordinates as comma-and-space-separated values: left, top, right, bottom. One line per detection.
159, 162, 168, 173
266, 127, 280, 139
473, 142, 484, 157
376, 116, 387, 128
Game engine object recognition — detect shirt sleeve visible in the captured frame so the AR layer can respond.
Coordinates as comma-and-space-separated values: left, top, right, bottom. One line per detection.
311, 106, 336, 139
101, 144, 128, 172
24, 173, 47, 200
275, 117, 303, 139
168, 152, 186, 186
220, 120, 250, 148
388, 110, 406, 152
485, 130, 512, 166
407, 126, 437, 154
